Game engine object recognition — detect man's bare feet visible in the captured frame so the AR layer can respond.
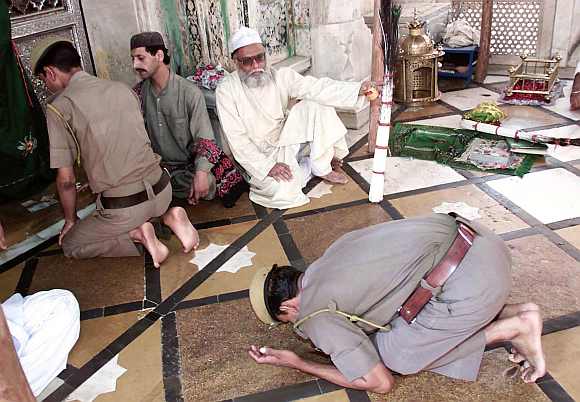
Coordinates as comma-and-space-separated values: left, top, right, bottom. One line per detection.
510, 310, 546, 383
485, 303, 546, 383
320, 170, 348, 184
331, 157, 344, 170
130, 222, 169, 268
162, 207, 199, 253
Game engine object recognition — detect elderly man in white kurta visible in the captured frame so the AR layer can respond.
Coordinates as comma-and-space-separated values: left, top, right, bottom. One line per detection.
216, 27, 374, 209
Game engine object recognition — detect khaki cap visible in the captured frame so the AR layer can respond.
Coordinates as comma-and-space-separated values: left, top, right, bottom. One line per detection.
249, 265, 278, 326
31, 37, 73, 75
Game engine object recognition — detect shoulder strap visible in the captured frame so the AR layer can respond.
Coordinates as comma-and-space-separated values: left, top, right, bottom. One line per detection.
46, 103, 81, 166
294, 308, 391, 332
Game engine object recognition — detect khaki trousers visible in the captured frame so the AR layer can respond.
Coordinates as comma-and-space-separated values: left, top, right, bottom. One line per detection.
62, 179, 172, 259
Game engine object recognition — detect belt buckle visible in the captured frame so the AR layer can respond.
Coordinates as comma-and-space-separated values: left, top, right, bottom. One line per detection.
457, 223, 475, 245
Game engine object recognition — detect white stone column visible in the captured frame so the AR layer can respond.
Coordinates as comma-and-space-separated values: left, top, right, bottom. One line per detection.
550, 0, 580, 67
309, 0, 372, 81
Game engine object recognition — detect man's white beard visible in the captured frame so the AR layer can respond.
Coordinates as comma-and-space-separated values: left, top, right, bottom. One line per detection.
240, 69, 272, 88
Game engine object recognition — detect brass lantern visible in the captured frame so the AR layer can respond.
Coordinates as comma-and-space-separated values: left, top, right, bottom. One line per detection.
394, 18, 444, 106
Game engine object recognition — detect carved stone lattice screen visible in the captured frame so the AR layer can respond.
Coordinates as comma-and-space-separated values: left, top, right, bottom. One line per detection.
254, 0, 289, 62
184, 0, 311, 68
8, 0, 63, 18
184, 0, 232, 69
9, 0, 93, 105
185, 0, 204, 66
450, 0, 543, 56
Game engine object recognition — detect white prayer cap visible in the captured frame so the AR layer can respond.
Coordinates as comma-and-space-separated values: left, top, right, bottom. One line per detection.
229, 26, 263, 55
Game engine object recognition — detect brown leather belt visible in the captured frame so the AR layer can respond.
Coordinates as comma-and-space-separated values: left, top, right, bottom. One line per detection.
100, 170, 170, 209
399, 222, 477, 324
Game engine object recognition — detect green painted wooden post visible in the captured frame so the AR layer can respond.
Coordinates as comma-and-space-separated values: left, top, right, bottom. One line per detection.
220, 0, 231, 45
160, 0, 186, 74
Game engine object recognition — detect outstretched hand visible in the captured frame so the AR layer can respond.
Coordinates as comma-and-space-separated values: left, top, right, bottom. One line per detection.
248, 345, 302, 369
59, 219, 76, 246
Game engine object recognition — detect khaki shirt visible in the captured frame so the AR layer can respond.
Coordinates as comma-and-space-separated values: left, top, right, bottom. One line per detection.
141, 72, 214, 172
296, 214, 457, 382
47, 71, 161, 194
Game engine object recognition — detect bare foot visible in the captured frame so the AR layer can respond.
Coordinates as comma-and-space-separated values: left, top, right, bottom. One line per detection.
331, 157, 343, 170
320, 170, 348, 184
130, 222, 169, 268
162, 207, 199, 253
510, 311, 546, 383
508, 348, 526, 364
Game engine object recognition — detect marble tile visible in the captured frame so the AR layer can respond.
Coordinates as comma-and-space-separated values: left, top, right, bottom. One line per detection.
0, 264, 23, 302
439, 78, 472, 92
297, 390, 350, 402
86, 319, 163, 402
390, 184, 529, 234
542, 326, 580, 401
555, 225, 580, 250
0, 184, 95, 249
187, 224, 288, 300
349, 142, 372, 159
285, 203, 391, 264
542, 82, 580, 121
68, 311, 143, 367
395, 103, 453, 122
487, 168, 580, 224
158, 220, 287, 300
349, 157, 465, 196
499, 106, 569, 130
506, 235, 580, 320
181, 192, 255, 225
369, 349, 549, 402
440, 87, 501, 111
525, 125, 580, 162
177, 299, 328, 401
37, 378, 65, 401
410, 114, 463, 129
29, 253, 145, 311
346, 126, 370, 149
0, 203, 95, 267
286, 179, 368, 215
484, 75, 510, 84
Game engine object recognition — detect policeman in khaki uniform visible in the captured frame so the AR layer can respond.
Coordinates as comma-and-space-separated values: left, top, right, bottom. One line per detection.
247, 214, 546, 393
31, 38, 199, 267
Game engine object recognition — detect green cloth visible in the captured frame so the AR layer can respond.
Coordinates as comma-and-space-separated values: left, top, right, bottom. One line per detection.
390, 123, 536, 176
0, 1, 54, 200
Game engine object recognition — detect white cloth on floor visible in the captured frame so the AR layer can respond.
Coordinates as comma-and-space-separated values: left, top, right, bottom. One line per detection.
216, 67, 364, 209
2, 289, 80, 396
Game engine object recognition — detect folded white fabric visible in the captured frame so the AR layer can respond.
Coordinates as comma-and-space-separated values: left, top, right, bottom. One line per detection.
3, 289, 80, 396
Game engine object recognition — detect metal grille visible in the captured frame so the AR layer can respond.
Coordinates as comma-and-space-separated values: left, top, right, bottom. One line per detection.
450, 0, 543, 56
10, 0, 92, 106
13, 29, 76, 104
255, 0, 289, 60
8, 0, 63, 18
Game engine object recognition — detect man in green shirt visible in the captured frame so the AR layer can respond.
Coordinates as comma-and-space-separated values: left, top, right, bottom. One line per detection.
248, 214, 546, 393
130, 32, 247, 208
